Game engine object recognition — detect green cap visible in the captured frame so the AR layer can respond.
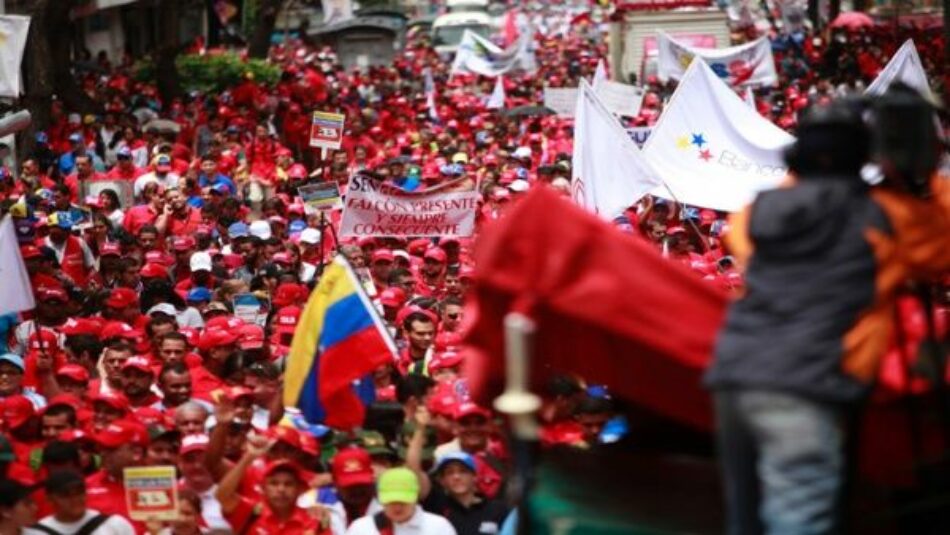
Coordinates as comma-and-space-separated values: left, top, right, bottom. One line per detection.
358, 430, 396, 459
377, 467, 420, 505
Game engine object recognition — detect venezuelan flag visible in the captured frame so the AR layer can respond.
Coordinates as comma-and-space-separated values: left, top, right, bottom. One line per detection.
283, 256, 397, 430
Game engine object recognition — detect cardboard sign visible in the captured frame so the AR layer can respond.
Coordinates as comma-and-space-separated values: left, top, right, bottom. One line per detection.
298, 182, 343, 214
124, 466, 178, 521
543, 87, 578, 117
594, 80, 644, 118
340, 175, 479, 238
309, 111, 345, 150
232, 293, 269, 327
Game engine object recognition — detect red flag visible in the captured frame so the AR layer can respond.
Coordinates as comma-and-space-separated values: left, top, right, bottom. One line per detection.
463, 187, 728, 430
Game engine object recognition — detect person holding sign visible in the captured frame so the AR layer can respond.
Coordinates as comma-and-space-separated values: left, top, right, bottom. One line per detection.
215, 432, 331, 534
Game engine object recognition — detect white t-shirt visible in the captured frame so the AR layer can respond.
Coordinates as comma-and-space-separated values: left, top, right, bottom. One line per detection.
37, 510, 136, 535
344, 507, 457, 535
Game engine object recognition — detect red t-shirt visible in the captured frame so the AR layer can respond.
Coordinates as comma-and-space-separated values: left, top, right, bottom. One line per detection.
123, 204, 159, 236
224, 496, 329, 535
190, 365, 226, 402
167, 207, 203, 237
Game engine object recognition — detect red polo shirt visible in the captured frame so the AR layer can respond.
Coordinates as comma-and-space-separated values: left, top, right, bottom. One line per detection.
167, 206, 203, 237
123, 204, 159, 236
190, 365, 226, 402
224, 496, 329, 535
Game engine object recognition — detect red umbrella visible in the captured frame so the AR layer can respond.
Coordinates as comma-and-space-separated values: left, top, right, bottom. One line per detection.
830, 11, 875, 30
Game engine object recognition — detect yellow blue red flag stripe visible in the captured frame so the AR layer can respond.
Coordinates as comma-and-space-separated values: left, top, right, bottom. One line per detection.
283, 256, 397, 429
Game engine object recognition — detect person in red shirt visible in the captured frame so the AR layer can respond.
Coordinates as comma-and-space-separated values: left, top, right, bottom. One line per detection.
63, 154, 100, 203
85, 420, 148, 524
216, 432, 331, 535
123, 181, 164, 236
119, 357, 161, 410
156, 188, 202, 238
1, 395, 42, 465
105, 146, 143, 181
415, 247, 447, 298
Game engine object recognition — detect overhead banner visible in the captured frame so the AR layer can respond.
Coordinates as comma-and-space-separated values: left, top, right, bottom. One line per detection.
643, 59, 794, 212
543, 87, 578, 117
0, 16, 31, 98
340, 175, 479, 238
450, 30, 534, 77
657, 31, 777, 87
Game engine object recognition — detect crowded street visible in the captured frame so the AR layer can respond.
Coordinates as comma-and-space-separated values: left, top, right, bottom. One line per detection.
0, 0, 947, 533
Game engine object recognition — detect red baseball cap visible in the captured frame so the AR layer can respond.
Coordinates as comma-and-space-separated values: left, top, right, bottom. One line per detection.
55, 363, 90, 383
423, 247, 447, 263
263, 459, 306, 483
145, 250, 174, 267
37, 287, 68, 303
454, 402, 490, 422
105, 288, 139, 309
378, 287, 406, 308
90, 391, 130, 413
271, 252, 294, 266
371, 249, 394, 264
434, 332, 462, 351
180, 433, 210, 455
223, 385, 254, 402
99, 243, 122, 257
139, 263, 168, 280
60, 317, 104, 337
331, 447, 375, 488
204, 316, 244, 332
100, 321, 139, 342
272, 283, 305, 308
1, 395, 35, 429
238, 324, 265, 350
267, 426, 302, 449
121, 356, 154, 375
427, 390, 459, 417
28, 329, 61, 353
58, 429, 92, 444
171, 236, 196, 252
197, 329, 239, 351
93, 420, 146, 449
273, 306, 301, 335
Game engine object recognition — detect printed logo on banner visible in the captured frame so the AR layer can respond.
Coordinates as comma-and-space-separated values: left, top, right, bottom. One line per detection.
674, 132, 786, 177
309, 111, 345, 150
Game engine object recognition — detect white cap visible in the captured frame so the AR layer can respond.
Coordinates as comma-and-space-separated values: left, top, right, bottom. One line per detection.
147, 303, 177, 317
299, 228, 321, 245
513, 146, 532, 159
249, 220, 272, 241
189, 251, 212, 272
508, 179, 530, 192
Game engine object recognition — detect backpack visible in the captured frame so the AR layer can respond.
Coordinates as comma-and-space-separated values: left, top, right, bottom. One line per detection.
32, 514, 111, 535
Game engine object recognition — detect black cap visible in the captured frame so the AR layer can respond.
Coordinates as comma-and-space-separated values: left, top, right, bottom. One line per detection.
44, 470, 85, 496
0, 479, 37, 508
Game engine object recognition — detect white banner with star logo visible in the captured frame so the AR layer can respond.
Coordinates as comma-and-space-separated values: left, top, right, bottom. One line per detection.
657, 31, 777, 87
0, 16, 30, 98
643, 59, 794, 212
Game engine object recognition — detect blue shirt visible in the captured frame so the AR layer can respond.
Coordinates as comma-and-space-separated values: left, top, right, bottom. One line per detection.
198, 173, 237, 196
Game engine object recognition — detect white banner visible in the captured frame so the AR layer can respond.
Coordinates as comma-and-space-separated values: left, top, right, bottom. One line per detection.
865, 39, 934, 100
0, 16, 31, 98
321, 0, 353, 24
593, 79, 644, 117
657, 31, 777, 87
572, 79, 661, 220
644, 59, 794, 212
0, 216, 35, 316
543, 87, 578, 117
451, 30, 534, 77
340, 176, 479, 238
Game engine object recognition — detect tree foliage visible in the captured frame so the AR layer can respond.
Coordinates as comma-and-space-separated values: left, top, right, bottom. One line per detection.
134, 53, 282, 93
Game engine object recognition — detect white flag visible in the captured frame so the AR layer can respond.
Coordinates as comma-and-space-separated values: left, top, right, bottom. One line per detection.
657, 31, 777, 87
321, 0, 353, 24
451, 30, 534, 77
0, 16, 31, 98
592, 59, 608, 86
0, 216, 34, 316
865, 39, 934, 100
572, 79, 662, 220
643, 59, 795, 212
486, 76, 506, 109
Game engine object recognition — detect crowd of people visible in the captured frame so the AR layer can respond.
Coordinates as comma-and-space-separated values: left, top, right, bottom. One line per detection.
0, 2, 946, 534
